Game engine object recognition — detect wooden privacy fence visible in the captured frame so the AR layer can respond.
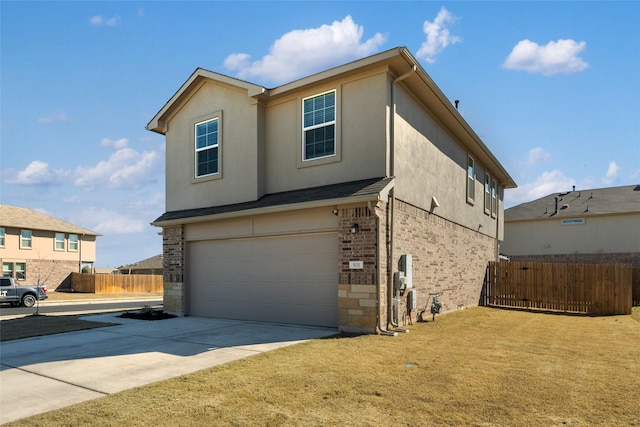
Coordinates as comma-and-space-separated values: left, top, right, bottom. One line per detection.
68, 272, 163, 293
483, 262, 633, 315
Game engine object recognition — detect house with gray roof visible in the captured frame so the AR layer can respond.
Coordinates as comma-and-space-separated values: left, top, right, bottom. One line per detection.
502, 185, 640, 267
118, 254, 163, 275
148, 46, 515, 334
0, 205, 101, 289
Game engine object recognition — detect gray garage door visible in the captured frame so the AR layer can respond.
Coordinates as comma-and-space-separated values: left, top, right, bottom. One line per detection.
188, 233, 338, 327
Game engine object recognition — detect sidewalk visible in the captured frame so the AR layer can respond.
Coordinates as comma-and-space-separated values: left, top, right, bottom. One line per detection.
0, 312, 337, 424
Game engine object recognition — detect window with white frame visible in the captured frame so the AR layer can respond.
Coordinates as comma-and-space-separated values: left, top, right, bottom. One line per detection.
484, 172, 491, 214
20, 230, 32, 249
467, 156, 475, 203
0, 228, 4, 247
15, 263, 26, 280
69, 234, 79, 252
195, 117, 219, 178
2, 262, 13, 277
55, 233, 65, 251
491, 178, 497, 217
303, 90, 336, 161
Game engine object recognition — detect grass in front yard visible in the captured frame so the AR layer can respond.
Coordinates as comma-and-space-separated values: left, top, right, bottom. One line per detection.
9, 307, 640, 426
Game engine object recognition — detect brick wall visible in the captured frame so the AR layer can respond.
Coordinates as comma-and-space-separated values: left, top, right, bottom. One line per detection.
392, 199, 497, 326
162, 225, 185, 316
509, 253, 640, 268
338, 205, 380, 333
0, 258, 78, 291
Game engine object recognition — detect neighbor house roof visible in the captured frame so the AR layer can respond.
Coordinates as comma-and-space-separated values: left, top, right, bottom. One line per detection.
152, 177, 394, 226
505, 184, 640, 222
146, 46, 515, 189
118, 254, 163, 270
0, 205, 101, 236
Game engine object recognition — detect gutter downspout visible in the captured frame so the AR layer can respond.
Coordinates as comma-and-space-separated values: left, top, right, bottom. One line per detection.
387, 65, 416, 329
370, 200, 397, 336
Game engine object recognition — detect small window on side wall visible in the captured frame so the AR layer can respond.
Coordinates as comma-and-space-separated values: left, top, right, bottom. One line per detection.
484, 172, 491, 214
491, 178, 498, 218
467, 156, 475, 204
0, 228, 5, 247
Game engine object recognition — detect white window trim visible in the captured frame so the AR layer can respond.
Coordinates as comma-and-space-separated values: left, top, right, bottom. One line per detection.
69, 234, 79, 252
302, 89, 337, 162
467, 155, 475, 204
491, 178, 498, 218
20, 230, 32, 249
191, 111, 223, 183
54, 232, 65, 251
484, 172, 491, 215
298, 89, 341, 168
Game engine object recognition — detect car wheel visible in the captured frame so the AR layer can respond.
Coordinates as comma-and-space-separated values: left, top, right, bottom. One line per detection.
22, 294, 36, 307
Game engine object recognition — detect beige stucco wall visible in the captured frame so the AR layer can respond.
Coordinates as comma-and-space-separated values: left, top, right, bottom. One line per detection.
264, 69, 388, 193
502, 212, 640, 256
1, 227, 96, 263
393, 84, 503, 240
164, 81, 262, 211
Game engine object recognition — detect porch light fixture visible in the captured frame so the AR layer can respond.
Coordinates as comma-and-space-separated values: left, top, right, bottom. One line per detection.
350, 223, 359, 233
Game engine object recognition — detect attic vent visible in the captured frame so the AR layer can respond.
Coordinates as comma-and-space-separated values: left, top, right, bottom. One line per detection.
560, 204, 569, 210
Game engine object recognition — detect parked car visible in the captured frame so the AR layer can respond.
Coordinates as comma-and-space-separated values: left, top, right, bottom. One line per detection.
0, 276, 48, 307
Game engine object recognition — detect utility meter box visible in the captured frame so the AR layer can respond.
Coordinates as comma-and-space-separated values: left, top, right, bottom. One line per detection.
393, 271, 407, 291
400, 254, 413, 288
407, 289, 417, 310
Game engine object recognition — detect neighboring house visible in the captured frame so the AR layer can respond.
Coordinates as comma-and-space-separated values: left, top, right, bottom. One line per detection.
0, 205, 100, 290
118, 254, 163, 275
147, 46, 516, 333
502, 185, 640, 267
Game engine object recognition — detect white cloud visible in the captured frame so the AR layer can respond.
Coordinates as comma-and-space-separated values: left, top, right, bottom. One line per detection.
89, 15, 120, 26
603, 161, 620, 185
80, 208, 147, 234
527, 147, 551, 166
505, 170, 576, 207
74, 146, 161, 190
100, 137, 129, 149
417, 7, 462, 64
6, 160, 69, 186
37, 112, 69, 124
223, 15, 386, 85
503, 39, 588, 75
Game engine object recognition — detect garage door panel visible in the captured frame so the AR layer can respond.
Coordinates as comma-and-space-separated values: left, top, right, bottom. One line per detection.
188, 233, 338, 327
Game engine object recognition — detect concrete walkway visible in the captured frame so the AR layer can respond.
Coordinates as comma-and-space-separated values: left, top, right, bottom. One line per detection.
0, 313, 337, 424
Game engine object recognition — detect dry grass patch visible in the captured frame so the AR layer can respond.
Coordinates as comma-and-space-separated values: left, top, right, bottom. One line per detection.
10, 307, 640, 426
0, 315, 116, 341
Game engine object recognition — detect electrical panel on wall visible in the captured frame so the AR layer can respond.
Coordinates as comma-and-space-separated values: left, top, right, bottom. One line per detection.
400, 254, 412, 288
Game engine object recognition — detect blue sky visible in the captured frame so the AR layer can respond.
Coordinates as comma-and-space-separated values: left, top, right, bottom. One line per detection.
2, 1, 639, 267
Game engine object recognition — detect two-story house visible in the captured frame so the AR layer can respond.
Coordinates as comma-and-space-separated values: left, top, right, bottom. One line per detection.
0, 205, 100, 289
148, 46, 516, 334
502, 185, 640, 267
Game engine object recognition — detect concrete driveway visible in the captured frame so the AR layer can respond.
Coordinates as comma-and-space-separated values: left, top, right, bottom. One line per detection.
0, 313, 337, 424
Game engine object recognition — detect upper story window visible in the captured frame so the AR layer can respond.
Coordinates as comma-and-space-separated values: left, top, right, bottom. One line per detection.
69, 234, 79, 252
484, 172, 492, 214
303, 90, 336, 161
20, 230, 32, 249
467, 156, 475, 204
195, 117, 219, 177
0, 228, 4, 247
491, 178, 498, 218
55, 233, 65, 251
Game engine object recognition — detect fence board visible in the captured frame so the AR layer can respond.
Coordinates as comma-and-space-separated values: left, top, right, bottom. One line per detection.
485, 262, 632, 315
68, 272, 163, 293
632, 268, 640, 307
